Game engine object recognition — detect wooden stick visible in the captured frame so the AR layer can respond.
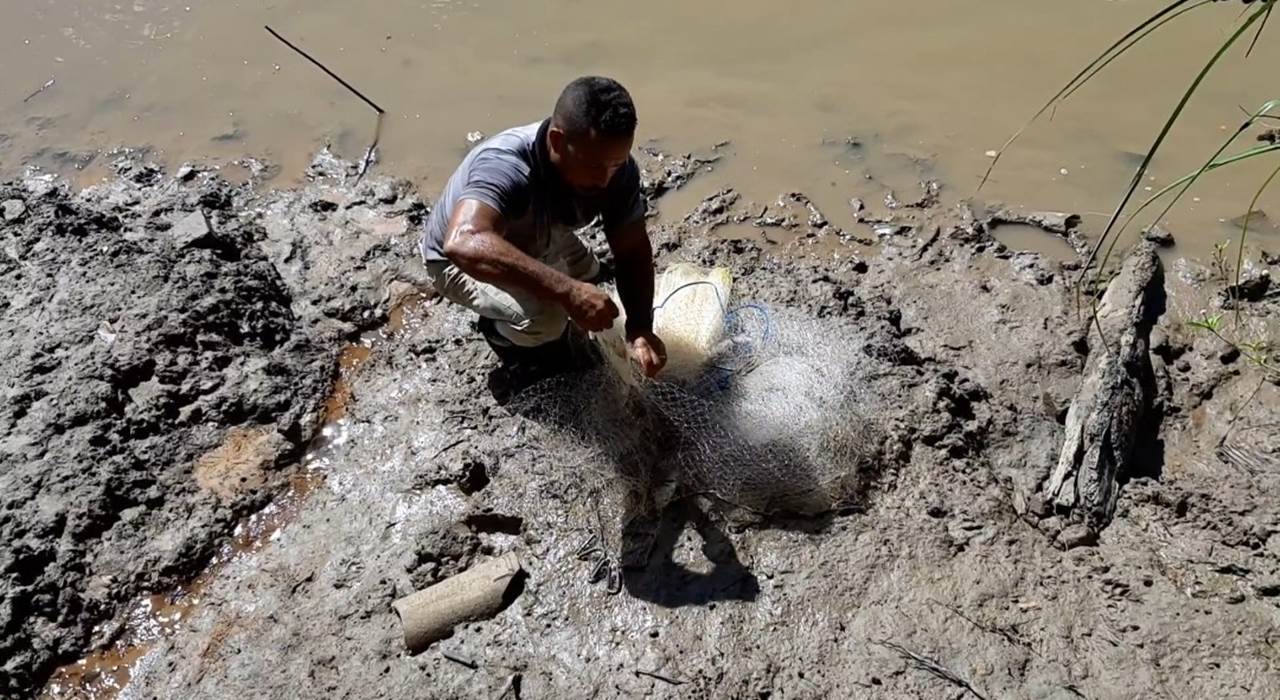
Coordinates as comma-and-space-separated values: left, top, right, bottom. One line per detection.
874, 640, 988, 700
23, 79, 55, 103
442, 651, 478, 670
634, 669, 686, 686
264, 25, 384, 114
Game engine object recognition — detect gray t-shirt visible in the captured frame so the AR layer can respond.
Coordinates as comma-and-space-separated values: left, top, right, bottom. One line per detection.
420, 119, 646, 263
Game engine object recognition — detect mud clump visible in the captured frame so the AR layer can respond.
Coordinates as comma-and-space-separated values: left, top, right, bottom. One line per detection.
0, 155, 428, 695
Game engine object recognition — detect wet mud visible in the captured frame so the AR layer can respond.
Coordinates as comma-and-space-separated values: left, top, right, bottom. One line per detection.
2, 145, 1279, 699
0, 152, 428, 696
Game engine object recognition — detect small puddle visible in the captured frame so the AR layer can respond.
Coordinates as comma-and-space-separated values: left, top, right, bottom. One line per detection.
40, 641, 147, 700
68, 160, 112, 191
387, 292, 431, 334
322, 344, 373, 423
215, 160, 259, 187
991, 222, 1079, 263
40, 294, 429, 698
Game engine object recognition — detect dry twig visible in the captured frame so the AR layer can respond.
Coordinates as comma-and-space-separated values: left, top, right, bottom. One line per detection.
873, 640, 989, 700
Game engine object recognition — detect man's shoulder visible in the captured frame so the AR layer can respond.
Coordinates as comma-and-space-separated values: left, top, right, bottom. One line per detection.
460, 122, 540, 181
474, 121, 541, 158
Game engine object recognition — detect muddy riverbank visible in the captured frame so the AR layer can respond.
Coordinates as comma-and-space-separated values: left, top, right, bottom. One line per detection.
0, 153, 431, 695
3, 147, 1280, 698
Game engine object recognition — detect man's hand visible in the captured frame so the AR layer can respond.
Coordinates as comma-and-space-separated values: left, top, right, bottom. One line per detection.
564, 281, 620, 332
605, 219, 662, 375
628, 332, 667, 378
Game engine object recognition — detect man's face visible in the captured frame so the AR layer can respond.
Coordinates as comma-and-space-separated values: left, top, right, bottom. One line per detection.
548, 126, 633, 196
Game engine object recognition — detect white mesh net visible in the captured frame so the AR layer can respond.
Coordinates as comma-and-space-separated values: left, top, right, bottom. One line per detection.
595, 263, 733, 385
514, 265, 887, 535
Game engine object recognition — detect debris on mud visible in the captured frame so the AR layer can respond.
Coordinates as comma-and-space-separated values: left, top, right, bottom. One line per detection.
884, 179, 940, 210
635, 144, 719, 202
22, 78, 57, 104
2, 198, 25, 222
1142, 224, 1176, 247
1224, 270, 1272, 304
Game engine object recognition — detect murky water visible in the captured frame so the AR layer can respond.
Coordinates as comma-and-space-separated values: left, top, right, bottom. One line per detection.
3, 1, 1279, 258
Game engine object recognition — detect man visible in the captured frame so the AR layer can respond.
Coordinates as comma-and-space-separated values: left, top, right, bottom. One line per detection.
420, 76, 667, 389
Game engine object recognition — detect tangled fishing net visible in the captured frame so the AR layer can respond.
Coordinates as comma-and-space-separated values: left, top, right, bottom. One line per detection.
514, 264, 889, 536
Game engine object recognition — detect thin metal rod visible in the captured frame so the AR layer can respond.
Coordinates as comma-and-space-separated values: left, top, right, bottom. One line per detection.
264, 25, 385, 114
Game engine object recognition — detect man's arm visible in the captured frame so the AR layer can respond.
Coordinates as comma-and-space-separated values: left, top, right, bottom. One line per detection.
606, 218, 655, 336
443, 199, 619, 331
606, 218, 667, 376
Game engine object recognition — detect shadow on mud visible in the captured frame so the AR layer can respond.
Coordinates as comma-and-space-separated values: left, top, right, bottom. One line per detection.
503, 357, 860, 608
620, 498, 761, 607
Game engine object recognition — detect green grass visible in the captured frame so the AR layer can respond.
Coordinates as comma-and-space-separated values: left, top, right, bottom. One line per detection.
984, 0, 1277, 365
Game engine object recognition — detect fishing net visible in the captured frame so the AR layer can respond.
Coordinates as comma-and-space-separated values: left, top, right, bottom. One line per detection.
593, 263, 733, 385
514, 265, 888, 543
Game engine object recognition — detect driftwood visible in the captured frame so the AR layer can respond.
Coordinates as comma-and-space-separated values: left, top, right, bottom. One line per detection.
1045, 242, 1164, 534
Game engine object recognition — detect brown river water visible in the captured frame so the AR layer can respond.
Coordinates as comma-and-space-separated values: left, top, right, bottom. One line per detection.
2, 0, 1279, 259
8, 1, 1280, 697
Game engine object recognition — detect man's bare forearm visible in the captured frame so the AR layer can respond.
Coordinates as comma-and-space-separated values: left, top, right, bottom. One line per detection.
609, 222, 655, 337
442, 199, 619, 333
444, 224, 576, 305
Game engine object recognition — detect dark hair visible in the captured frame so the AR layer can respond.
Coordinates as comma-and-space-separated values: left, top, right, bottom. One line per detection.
552, 76, 637, 140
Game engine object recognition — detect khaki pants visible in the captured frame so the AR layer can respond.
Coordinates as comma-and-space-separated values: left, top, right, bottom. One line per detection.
424, 230, 600, 348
